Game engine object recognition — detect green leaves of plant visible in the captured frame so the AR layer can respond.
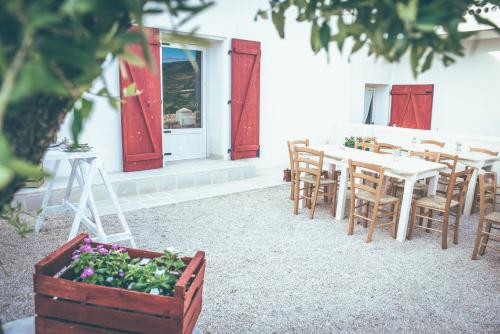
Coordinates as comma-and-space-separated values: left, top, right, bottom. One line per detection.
311, 20, 322, 53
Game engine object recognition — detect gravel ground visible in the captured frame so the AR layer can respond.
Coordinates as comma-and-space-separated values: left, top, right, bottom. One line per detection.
1, 185, 499, 333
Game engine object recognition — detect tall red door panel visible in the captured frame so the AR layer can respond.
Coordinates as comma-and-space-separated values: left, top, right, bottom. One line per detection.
231, 39, 261, 160
390, 84, 434, 130
120, 28, 163, 172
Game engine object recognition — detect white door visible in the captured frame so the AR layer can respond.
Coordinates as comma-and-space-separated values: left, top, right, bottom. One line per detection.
161, 44, 206, 161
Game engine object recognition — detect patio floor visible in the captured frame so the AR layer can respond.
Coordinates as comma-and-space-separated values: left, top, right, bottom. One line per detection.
1, 185, 499, 333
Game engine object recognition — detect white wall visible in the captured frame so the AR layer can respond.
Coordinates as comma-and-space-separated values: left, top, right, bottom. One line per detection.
55, 0, 500, 173
389, 36, 500, 136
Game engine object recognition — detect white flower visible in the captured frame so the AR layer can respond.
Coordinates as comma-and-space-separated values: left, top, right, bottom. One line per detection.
128, 283, 134, 289
139, 258, 151, 266
150, 288, 160, 295
106, 276, 114, 283
166, 247, 176, 253
155, 268, 165, 276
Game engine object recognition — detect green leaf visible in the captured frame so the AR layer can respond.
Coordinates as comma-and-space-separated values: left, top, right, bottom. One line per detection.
319, 22, 331, 50
0, 165, 14, 188
123, 83, 137, 97
8, 159, 45, 178
310, 20, 322, 53
272, 9, 285, 38
121, 52, 145, 67
71, 98, 94, 145
421, 51, 433, 73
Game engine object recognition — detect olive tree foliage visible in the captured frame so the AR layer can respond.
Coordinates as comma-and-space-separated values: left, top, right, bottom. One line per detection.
256, 0, 500, 76
0, 0, 213, 208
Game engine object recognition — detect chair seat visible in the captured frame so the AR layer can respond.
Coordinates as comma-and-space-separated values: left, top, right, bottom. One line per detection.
357, 190, 399, 205
301, 175, 337, 185
416, 195, 458, 211
485, 212, 500, 223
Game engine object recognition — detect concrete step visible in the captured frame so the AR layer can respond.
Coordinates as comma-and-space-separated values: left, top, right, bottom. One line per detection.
14, 159, 262, 211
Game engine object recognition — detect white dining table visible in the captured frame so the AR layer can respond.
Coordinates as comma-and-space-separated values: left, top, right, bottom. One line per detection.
400, 144, 500, 217
315, 145, 447, 242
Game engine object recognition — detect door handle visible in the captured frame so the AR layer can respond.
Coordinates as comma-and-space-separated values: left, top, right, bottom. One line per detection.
164, 130, 171, 133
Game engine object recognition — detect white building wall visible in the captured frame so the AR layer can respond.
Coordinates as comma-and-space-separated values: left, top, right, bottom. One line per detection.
55, 0, 500, 173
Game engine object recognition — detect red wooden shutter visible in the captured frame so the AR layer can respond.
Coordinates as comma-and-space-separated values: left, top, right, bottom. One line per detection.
390, 84, 434, 130
120, 28, 163, 172
231, 39, 261, 160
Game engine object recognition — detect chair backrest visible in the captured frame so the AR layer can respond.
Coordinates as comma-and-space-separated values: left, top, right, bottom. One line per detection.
420, 139, 445, 148
445, 168, 473, 209
378, 142, 401, 155
293, 146, 324, 183
348, 160, 385, 204
470, 147, 498, 157
355, 140, 380, 153
437, 153, 458, 172
409, 150, 440, 162
479, 171, 497, 217
287, 139, 309, 175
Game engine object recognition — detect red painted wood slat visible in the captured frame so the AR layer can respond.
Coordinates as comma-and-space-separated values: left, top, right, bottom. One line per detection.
120, 27, 163, 172
231, 39, 261, 160
390, 84, 434, 130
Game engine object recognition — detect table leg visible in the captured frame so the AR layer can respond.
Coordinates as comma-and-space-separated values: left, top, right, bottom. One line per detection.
335, 164, 348, 221
463, 167, 479, 217
75, 159, 106, 239
396, 177, 415, 242
35, 160, 60, 233
98, 161, 136, 247
68, 159, 97, 240
427, 174, 438, 196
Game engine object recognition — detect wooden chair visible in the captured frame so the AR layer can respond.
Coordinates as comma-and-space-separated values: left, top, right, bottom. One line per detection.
408, 168, 473, 249
377, 142, 401, 155
287, 139, 309, 200
347, 160, 400, 243
435, 153, 458, 197
355, 140, 380, 153
293, 147, 337, 219
472, 172, 500, 259
470, 147, 498, 156
392, 151, 441, 197
420, 139, 445, 148
469, 147, 498, 213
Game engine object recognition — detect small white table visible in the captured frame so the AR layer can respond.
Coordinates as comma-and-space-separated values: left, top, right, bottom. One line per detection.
401, 144, 500, 217
35, 149, 136, 247
316, 145, 447, 242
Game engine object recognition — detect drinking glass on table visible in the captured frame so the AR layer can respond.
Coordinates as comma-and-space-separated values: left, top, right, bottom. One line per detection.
456, 142, 462, 152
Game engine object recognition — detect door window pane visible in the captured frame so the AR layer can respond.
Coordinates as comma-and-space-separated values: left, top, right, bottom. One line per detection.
162, 47, 202, 129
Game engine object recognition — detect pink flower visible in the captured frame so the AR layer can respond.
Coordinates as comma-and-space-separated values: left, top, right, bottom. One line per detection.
81, 267, 94, 278
98, 248, 108, 255
111, 244, 120, 250
83, 237, 92, 244
71, 255, 80, 261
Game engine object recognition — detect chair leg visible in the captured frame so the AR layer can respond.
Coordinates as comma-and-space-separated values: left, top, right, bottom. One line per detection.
293, 179, 300, 215
365, 204, 378, 243
331, 182, 338, 216
426, 209, 433, 232
348, 196, 356, 235
479, 222, 492, 256
362, 201, 369, 228
441, 215, 449, 249
391, 200, 400, 239
453, 207, 461, 245
407, 202, 417, 240
471, 217, 485, 260
309, 185, 320, 219
290, 178, 295, 200
471, 181, 479, 213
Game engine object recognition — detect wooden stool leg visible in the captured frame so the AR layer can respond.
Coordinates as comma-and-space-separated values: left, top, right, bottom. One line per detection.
407, 202, 417, 240
441, 215, 449, 249
471, 217, 485, 260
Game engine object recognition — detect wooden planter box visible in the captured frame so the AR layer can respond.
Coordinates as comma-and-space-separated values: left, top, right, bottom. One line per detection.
34, 233, 206, 334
